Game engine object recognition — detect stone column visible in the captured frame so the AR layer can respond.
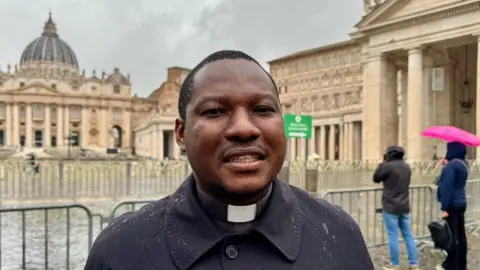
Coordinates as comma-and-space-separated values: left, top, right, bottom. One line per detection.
26, 104, 32, 147
308, 127, 316, 155
397, 70, 404, 146
13, 103, 19, 146
81, 106, 88, 147
319, 125, 326, 160
152, 127, 158, 159
349, 122, 355, 160
344, 122, 350, 160
57, 105, 63, 147
44, 104, 51, 147
406, 47, 424, 161
123, 109, 131, 149
476, 35, 480, 160
346, 122, 351, 160
329, 124, 336, 160
339, 123, 344, 160
5, 103, 11, 146
158, 129, 164, 160
299, 138, 306, 160
289, 138, 296, 160
100, 108, 108, 148
363, 52, 387, 160
64, 105, 70, 138
423, 55, 434, 159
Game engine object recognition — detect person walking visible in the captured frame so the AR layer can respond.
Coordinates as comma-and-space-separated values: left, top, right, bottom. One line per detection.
436, 142, 468, 270
373, 146, 419, 270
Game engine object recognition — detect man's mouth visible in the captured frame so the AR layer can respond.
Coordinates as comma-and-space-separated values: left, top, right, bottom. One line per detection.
227, 155, 265, 163
222, 148, 267, 171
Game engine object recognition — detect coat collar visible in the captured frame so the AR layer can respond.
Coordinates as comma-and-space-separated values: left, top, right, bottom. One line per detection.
165, 175, 302, 270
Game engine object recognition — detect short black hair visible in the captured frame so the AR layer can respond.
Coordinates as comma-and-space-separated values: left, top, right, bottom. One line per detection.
178, 50, 278, 120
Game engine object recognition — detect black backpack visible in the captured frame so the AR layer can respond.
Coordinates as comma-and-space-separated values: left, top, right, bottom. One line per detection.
428, 219, 453, 251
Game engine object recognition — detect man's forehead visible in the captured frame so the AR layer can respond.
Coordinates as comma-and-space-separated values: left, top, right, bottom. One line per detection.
194, 59, 270, 86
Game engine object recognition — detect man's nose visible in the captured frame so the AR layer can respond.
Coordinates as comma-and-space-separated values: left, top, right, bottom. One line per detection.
224, 110, 261, 141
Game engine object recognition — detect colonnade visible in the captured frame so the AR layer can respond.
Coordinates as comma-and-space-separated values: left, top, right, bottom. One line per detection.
287, 120, 362, 161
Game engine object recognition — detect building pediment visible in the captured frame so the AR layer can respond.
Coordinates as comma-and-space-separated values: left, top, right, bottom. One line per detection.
356, 0, 467, 31
12, 83, 60, 95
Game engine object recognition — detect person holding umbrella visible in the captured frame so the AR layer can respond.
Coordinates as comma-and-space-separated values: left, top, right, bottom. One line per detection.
435, 142, 468, 270
421, 126, 473, 270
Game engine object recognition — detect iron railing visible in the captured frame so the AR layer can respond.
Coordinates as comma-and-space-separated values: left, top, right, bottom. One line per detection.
0, 204, 94, 270
2, 159, 480, 201
0, 180, 479, 269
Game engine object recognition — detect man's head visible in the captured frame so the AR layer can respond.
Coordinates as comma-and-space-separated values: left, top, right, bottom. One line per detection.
385, 146, 405, 161
174, 50, 286, 205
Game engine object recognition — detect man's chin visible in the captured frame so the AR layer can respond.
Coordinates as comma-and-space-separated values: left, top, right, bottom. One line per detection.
219, 174, 272, 195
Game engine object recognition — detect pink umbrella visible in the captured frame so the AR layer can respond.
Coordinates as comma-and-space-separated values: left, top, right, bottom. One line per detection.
420, 126, 480, 146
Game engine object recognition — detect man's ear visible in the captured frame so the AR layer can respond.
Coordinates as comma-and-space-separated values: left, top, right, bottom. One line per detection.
175, 118, 186, 151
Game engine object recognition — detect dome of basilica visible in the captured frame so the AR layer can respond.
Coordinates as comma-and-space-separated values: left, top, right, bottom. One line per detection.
19, 12, 79, 69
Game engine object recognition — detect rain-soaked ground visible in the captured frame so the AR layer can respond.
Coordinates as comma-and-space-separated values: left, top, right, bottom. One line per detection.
369, 233, 480, 269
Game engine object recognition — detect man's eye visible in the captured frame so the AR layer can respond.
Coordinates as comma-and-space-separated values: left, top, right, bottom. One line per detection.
201, 108, 225, 116
254, 106, 275, 114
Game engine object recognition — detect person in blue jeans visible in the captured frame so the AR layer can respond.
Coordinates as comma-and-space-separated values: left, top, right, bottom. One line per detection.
436, 141, 468, 270
373, 146, 419, 270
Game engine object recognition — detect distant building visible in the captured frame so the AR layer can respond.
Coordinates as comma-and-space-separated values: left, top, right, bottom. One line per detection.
0, 13, 188, 160
268, 0, 480, 161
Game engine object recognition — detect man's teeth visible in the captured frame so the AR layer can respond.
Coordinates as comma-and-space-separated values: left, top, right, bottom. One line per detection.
229, 155, 260, 163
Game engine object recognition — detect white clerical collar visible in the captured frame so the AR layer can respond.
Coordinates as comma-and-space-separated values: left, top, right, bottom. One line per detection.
227, 204, 257, 223
195, 183, 272, 224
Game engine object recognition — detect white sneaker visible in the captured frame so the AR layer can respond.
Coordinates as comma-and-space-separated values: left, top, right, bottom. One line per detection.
436, 265, 445, 270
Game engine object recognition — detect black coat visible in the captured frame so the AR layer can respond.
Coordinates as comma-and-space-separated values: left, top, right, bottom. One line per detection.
85, 176, 374, 270
373, 147, 411, 215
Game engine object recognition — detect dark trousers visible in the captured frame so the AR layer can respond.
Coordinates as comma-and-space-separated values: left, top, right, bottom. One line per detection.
442, 206, 467, 270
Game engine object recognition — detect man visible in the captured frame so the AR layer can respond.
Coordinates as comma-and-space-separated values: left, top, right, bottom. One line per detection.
85, 50, 373, 269
436, 142, 468, 270
373, 146, 419, 270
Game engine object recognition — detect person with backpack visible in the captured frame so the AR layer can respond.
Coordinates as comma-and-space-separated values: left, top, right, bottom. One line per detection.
436, 142, 468, 270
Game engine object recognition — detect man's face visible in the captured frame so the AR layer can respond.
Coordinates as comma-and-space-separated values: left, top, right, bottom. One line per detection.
175, 59, 286, 203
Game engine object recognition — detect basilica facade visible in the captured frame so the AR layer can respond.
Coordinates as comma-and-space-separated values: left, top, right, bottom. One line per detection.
0, 13, 185, 159
0, 13, 134, 151
269, 0, 480, 161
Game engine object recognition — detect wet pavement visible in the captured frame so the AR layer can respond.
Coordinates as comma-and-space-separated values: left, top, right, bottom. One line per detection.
370, 233, 480, 269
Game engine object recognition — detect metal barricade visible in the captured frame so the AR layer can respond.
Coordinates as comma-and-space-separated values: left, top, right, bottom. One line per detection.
321, 185, 436, 248
0, 204, 94, 270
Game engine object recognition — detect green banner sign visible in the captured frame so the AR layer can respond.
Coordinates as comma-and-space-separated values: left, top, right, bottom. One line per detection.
284, 114, 312, 139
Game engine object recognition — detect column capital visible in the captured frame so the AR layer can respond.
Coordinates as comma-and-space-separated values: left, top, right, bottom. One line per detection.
406, 46, 425, 55
471, 32, 480, 40
367, 51, 385, 62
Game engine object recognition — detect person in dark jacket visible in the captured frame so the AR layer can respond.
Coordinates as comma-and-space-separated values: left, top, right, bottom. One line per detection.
373, 146, 419, 270
436, 142, 468, 270
84, 50, 374, 270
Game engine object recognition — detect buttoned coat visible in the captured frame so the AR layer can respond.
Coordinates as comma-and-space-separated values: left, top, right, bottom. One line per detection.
85, 176, 374, 270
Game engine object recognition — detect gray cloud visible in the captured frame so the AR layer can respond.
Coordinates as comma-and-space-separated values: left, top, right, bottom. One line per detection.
0, 0, 362, 96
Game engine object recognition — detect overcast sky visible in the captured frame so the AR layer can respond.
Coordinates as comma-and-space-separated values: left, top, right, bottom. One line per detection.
0, 0, 363, 97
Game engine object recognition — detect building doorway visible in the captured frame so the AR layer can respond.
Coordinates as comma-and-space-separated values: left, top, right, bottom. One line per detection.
0, 130, 4, 146
51, 136, 57, 147
34, 130, 43, 147
163, 131, 170, 159
112, 125, 122, 148
20, 135, 26, 147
